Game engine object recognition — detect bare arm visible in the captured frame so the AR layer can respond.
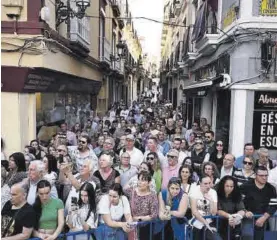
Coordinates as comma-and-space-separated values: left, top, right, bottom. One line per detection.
67, 172, 81, 190
47, 209, 65, 239
171, 193, 188, 218
124, 213, 133, 223
190, 197, 210, 227
115, 176, 121, 184
2, 227, 33, 240
158, 192, 168, 220
102, 214, 125, 228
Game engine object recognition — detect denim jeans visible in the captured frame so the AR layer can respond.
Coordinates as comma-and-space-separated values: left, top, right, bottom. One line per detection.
241, 219, 267, 240
94, 224, 127, 240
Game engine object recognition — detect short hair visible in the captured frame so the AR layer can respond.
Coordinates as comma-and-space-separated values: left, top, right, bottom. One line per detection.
173, 138, 182, 143
30, 160, 45, 173
79, 135, 91, 144
199, 174, 211, 183
9, 152, 26, 172
257, 148, 269, 155
59, 122, 67, 127
82, 159, 94, 171
255, 165, 268, 174
138, 170, 152, 182
99, 151, 114, 166
205, 131, 214, 137
244, 143, 254, 149
105, 137, 115, 147
148, 136, 158, 144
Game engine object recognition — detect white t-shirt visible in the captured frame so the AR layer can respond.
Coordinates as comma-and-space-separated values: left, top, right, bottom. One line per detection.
97, 195, 131, 223
189, 185, 218, 229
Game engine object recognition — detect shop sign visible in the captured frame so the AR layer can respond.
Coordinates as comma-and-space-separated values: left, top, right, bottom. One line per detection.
252, 91, 277, 150
260, 0, 277, 16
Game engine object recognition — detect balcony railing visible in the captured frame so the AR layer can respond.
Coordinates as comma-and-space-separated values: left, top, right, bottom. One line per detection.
70, 16, 90, 48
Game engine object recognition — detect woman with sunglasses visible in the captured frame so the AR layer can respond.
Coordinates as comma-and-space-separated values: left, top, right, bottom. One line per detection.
233, 156, 256, 186
154, 177, 188, 240
146, 152, 162, 193
210, 140, 226, 171
217, 176, 245, 240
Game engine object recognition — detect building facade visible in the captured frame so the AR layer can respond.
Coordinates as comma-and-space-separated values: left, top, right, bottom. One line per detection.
1, 0, 143, 155
160, 0, 277, 157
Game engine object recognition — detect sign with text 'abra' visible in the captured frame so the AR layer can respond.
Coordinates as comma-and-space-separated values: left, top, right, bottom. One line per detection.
252, 91, 277, 150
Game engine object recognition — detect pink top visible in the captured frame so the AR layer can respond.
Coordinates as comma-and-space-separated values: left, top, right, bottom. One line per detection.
162, 165, 180, 189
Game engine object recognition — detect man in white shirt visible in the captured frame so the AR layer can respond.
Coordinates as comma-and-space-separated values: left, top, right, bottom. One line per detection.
119, 134, 144, 168
172, 138, 189, 165
220, 154, 236, 179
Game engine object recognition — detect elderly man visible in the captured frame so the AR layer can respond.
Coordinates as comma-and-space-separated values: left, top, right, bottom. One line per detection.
115, 152, 138, 187
102, 137, 120, 167
220, 154, 237, 179
256, 148, 274, 170
1, 183, 36, 239
162, 149, 180, 189
119, 134, 144, 168
25, 160, 58, 205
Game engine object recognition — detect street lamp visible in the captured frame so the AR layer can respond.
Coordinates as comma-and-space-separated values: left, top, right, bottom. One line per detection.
56, 0, 91, 27
111, 40, 126, 62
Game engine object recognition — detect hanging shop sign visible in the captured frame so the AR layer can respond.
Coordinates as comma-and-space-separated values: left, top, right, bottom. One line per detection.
260, 0, 277, 16
252, 91, 277, 150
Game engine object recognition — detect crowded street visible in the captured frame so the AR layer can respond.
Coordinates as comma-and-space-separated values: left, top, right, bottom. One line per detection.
1, 0, 277, 240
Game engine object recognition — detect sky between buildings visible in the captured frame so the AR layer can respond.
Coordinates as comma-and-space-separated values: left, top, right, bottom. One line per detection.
128, 0, 164, 64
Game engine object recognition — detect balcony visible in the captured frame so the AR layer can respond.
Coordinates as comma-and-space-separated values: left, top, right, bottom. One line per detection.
195, 33, 220, 55
111, 0, 121, 17
99, 38, 111, 67
70, 17, 90, 48
173, 0, 181, 16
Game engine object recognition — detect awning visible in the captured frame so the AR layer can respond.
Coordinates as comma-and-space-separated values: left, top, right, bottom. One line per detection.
183, 75, 223, 92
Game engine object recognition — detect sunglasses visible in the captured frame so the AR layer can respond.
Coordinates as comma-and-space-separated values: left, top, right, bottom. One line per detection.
167, 155, 176, 159
104, 142, 112, 145
195, 142, 203, 145
216, 144, 223, 147
243, 161, 253, 165
146, 157, 154, 161
57, 149, 65, 152
79, 140, 87, 144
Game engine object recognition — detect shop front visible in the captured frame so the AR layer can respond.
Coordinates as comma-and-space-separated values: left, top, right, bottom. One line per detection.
1, 66, 102, 152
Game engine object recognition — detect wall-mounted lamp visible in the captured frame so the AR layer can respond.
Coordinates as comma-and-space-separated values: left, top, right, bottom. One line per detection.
110, 40, 126, 62
56, 0, 90, 27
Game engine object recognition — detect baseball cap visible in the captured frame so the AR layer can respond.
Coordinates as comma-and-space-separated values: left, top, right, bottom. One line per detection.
167, 149, 179, 158
126, 134, 135, 141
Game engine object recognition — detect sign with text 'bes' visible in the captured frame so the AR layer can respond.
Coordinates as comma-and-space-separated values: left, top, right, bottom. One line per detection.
252, 91, 277, 150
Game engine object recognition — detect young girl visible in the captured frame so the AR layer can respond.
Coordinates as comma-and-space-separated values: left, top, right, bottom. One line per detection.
33, 180, 64, 240
67, 182, 98, 240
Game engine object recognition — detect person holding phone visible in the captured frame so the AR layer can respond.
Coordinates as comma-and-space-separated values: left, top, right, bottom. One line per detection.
67, 182, 98, 240
95, 183, 132, 240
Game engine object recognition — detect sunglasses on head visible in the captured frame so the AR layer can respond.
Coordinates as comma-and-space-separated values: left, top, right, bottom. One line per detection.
243, 161, 253, 165
169, 177, 181, 185
146, 157, 154, 161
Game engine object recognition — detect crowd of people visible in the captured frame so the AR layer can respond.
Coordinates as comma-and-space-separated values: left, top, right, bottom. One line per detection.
1, 100, 277, 240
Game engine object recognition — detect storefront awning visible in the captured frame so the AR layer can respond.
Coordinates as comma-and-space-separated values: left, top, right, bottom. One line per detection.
1, 66, 102, 94
183, 75, 223, 91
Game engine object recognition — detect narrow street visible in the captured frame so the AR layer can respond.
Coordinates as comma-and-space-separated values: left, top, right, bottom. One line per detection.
1, 1, 277, 240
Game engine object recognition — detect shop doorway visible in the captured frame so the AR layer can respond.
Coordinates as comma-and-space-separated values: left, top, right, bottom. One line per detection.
215, 90, 231, 150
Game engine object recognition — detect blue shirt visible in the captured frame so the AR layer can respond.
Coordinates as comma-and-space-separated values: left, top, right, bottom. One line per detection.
159, 141, 171, 156
235, 155, 244, 169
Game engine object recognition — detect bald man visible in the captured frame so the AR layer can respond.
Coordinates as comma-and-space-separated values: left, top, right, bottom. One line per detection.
220, 153, 237, 179
1, 183, 36, 240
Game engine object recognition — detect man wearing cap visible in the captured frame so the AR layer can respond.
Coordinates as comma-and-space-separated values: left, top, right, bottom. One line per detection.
162, 149, 180, 189
119, 134, 144, 168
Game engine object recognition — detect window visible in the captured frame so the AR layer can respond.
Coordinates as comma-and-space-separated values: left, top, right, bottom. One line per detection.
70, 17, 90, 45
99, 15, 105, 58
